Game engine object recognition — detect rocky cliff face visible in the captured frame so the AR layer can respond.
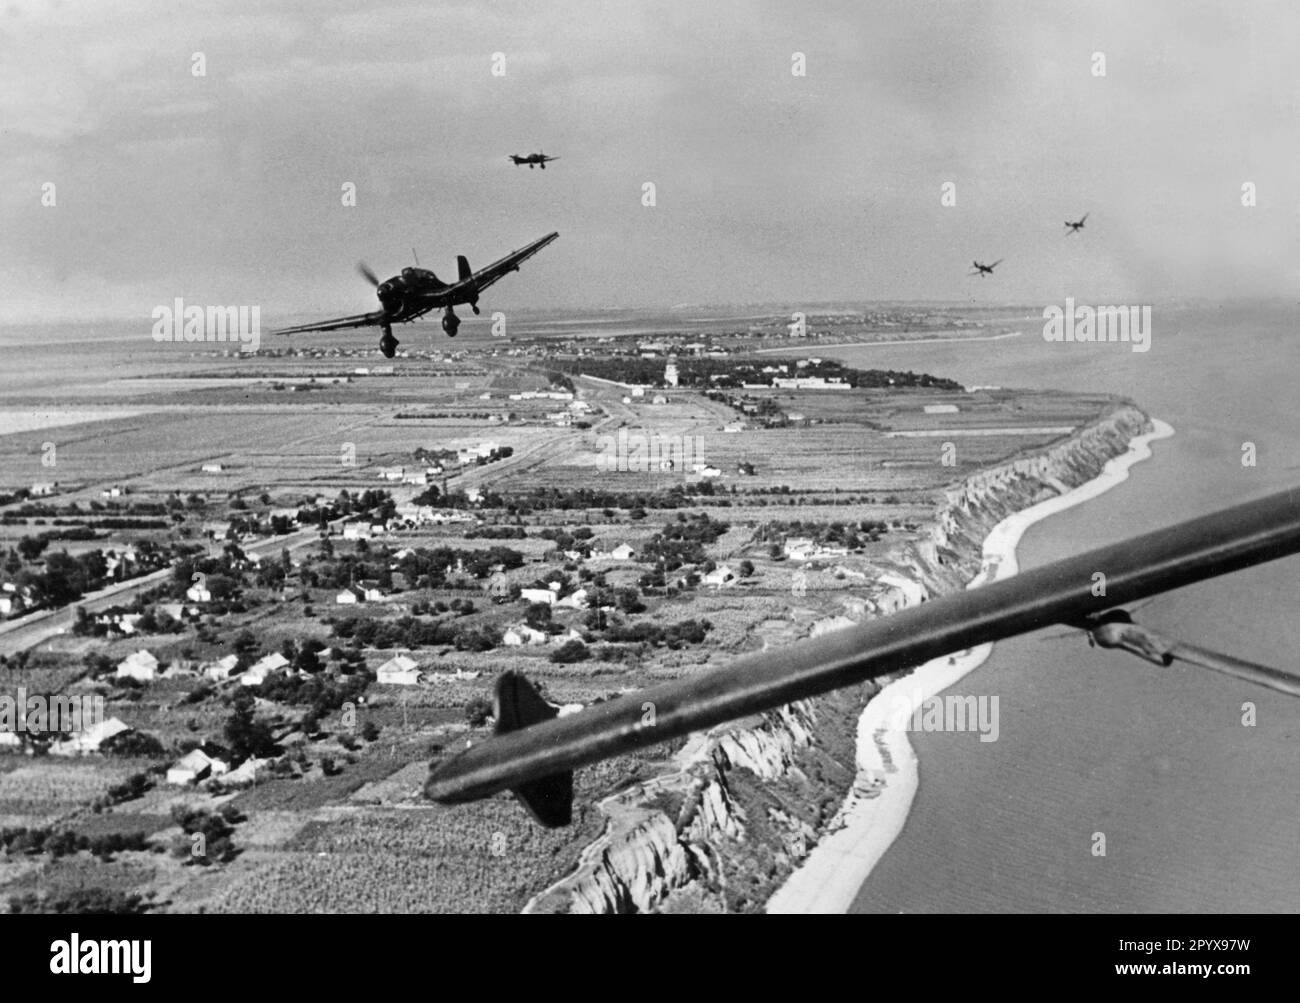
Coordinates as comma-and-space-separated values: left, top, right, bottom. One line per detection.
526, 405, 1152, 914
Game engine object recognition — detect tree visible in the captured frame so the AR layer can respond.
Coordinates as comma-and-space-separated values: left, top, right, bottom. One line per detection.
360, 721, 380, 742
738, 560, 755, 578
223, 690, 277, 760
464, 696, 493, 728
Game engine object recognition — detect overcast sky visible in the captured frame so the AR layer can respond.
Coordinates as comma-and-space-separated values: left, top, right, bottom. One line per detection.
2, 0, 1297, 323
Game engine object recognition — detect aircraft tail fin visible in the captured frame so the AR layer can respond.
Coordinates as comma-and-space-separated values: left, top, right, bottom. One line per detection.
457, 256, 472, 283
494, 671, 573, 827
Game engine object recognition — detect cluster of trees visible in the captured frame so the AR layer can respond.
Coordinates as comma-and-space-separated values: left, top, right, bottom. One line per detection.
555, 355, 960, 392
1, 826, 150, 859
464, 524, 527, 540
755, 519, 889, 550
485, 486, 712, 516
639, 512, 730, 571
11, 550, 109, 608
223, 690, 279, 760
389, 544, 525, 585
595, 618, 712, 649
8, 888, 152, 914
278, 488, 396, 537
258, 670, 371, 733
170, 805, 242, 866
332, 614, 503, 653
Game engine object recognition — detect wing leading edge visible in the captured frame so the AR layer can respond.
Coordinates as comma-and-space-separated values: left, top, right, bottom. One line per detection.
451, 230, 559, 298
426, 486, 1300, 819
270, 310, 389, 337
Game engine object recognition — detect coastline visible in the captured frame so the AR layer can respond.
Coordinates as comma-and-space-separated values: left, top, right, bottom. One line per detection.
753, 330, 1024, 354
766, 417, 1176, 914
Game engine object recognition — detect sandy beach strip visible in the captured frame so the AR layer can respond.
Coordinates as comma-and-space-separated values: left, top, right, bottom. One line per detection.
766, 417, 1176, 914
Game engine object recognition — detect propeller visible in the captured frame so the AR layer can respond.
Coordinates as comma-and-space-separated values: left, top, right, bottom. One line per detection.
357, 262, 381, 287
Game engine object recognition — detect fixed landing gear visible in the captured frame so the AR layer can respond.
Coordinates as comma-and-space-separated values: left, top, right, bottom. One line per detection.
442, 309, 460, 337
379, 323, 399, 358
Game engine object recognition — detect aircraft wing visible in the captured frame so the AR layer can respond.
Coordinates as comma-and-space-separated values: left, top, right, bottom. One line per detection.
270, 310, 388, 337
451, 231, 559, 298
426, 486, 1300, 823
1166, 640, 1300, 697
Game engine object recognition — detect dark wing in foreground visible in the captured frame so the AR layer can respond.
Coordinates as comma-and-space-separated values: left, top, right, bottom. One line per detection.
453, 231, 559, 297
426, 487, 1300, 824
271, 310, 388, 337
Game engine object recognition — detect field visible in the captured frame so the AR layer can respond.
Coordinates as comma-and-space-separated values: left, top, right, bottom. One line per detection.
0, 319, 1134, 912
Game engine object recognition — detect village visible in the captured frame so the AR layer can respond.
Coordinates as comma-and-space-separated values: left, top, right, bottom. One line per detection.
0, 320, 1123, 912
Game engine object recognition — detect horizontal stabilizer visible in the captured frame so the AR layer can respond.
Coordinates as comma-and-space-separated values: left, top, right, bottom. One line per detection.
494, 671, 573, 827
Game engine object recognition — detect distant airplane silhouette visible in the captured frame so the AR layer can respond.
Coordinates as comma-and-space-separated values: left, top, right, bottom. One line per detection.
970, 259, 1003, 277
1065, 213, 1089, 234
509, 152, 559, 169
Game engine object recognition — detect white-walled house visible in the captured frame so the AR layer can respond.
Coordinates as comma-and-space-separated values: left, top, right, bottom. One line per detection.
703, 565, 738, 588
503, 624, 549, 646
376, 654, 420, 686
115, 650, 159, 682
239, 652, 290, 687
167, 749, 229, 785
202, 654, 239, 681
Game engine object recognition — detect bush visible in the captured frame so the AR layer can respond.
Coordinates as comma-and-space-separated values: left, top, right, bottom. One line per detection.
550, 639, 589, 664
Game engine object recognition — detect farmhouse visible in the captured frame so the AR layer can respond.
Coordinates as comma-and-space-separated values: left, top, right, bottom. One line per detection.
555, 588, 589, 610
503, 624, 549, 646
239, 652, 290, 687
115, 650, 159, 682
220, 757, 269, 788
591, 542, 635, 561
202, 654, 239, 681
376, 654, 420, 686
703, 565, 738, 589
48, 717, 132, 757
167, 749, 229, 785
519, 588, 556, 606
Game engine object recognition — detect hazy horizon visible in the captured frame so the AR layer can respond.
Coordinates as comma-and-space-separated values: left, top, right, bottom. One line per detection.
3, 0, 1297, 324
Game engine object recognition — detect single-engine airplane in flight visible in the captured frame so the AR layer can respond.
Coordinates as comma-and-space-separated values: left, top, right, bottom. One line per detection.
509, 152, 559, 169
425, 487, 1300, 827
271, 232, 559, 356
970, 259, 1003, 277
1065, 213, 1089, 234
